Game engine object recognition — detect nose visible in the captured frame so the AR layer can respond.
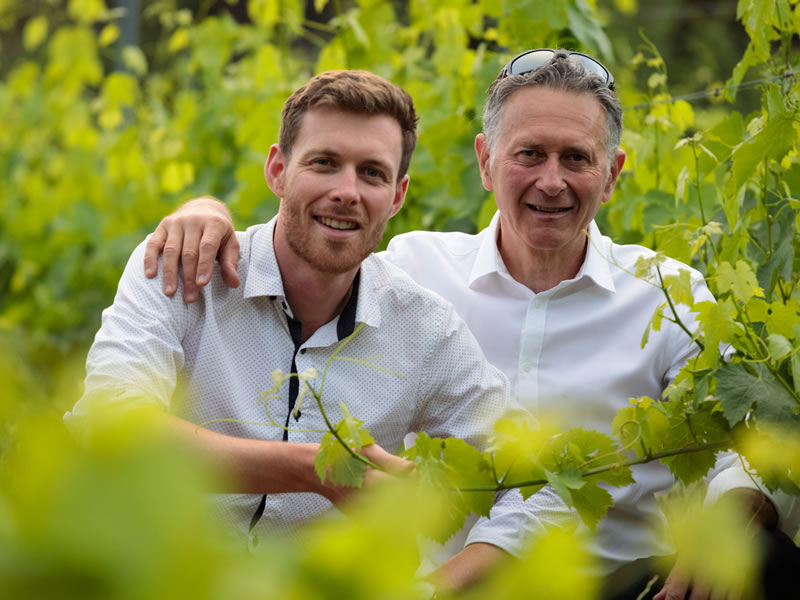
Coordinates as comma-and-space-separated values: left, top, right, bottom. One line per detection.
331, 166, 360, 205
535, 156, 567, 197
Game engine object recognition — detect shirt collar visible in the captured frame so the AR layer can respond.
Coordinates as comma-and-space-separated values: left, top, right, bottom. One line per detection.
468, 211, 510, 287
242, 217, 380, 330
468, 211, 616, 293
243, 217, 286, 299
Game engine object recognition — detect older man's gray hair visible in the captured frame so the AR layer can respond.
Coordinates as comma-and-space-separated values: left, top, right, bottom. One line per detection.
482, 54, 623, 167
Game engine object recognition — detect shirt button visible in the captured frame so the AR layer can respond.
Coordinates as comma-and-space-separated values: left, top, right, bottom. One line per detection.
522, 362, 532, 372
533, 297, 544, 308
300, 348, 306, 355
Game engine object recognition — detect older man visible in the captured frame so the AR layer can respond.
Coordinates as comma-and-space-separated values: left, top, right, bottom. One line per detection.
69, 71, 535, 578
144, 53, 799, 597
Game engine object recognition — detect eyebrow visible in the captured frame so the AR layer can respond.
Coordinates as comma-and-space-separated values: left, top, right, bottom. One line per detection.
520, 142, 595, 158
300, 147, 396, 176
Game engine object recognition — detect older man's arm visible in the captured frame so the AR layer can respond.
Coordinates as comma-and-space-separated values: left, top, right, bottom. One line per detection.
411, 305, 577, 592
143, 197, 239, 302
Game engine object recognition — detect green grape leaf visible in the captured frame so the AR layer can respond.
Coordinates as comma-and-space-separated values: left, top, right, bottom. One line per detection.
767, 334, 793, 362
661, 447, 719, 486
658, 407, 730, 484
662, 269, 694, 307
740, 426, 800, 493
732, 97, 795, 190
404, 432, 449, 487
552, 466, 586, 490
336, 402, 374, 451
566, 1, 612, 58
693, 299, 736, 350
404, 433, 495, 543
569, 480, 614, 532
544, 469, 575, 508
490, 413, 555, 485
612, 399, 670, 459
441, 437, 496, 518
716, 362, 800, 426
714, 260, 763, 303
544, 428, 634, 489
766, 301, 799, 339
641, 303, 665, 349
313, 403, 375, 487
314, 431, 368, 487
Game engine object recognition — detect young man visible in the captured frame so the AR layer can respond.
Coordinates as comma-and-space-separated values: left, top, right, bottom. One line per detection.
68, 72, 534, 573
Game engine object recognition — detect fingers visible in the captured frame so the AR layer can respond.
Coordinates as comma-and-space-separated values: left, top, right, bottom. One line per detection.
143, 196, 237, 301
688, 581, 710, 600
183, 216, 206, 302
160, 220, 184, 297
361, 443, 414, 476
196, 216, 239, 288
218, 234, 241, 289
144, 223, 167, 279
655, 568, 690, 600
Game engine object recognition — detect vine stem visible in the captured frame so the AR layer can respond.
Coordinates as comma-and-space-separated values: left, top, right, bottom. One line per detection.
459, 440, 731, 492
692, 143, 707, 226
309, 382, 381, 471
657, 266, 704, 352
309, 321, 382, 472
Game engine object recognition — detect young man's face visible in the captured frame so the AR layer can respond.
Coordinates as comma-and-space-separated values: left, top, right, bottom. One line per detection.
266, 105, 409, 275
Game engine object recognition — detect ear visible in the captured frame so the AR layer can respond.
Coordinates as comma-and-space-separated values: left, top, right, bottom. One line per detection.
474, 133, 494, 191
601, 149, 626, 204
388, 174, 410, 219
265, 144, 287, 198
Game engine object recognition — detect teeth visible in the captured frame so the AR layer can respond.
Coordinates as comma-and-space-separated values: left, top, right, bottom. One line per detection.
318, 217, 357, 230
530, 205, 570, 213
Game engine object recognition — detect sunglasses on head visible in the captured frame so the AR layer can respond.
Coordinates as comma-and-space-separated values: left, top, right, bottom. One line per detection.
499, 49, 615, 89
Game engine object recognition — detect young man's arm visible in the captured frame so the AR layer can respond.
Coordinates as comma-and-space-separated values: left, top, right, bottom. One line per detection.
74, 237, 409, 504
167, 415, 409, 503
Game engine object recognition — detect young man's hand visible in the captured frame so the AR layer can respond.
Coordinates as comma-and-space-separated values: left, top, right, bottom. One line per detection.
316, 443, 415, 507
144, 197, 239, 303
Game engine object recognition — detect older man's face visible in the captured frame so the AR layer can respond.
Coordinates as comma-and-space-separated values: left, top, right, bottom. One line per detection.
476, 87, 625, 270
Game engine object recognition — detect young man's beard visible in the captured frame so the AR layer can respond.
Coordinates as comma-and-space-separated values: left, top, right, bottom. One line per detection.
280, 201, 387, 274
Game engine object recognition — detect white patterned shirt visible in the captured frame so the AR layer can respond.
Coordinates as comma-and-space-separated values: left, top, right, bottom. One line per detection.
69, 217, 518, 545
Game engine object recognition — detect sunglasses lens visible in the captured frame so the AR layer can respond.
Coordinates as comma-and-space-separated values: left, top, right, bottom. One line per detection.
508, 50, 555, 76
572, 55, 610, 82
505, 49, 612, 86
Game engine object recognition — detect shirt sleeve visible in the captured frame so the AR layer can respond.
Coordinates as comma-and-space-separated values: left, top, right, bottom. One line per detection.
661, 274, 800, 538
706, 462, 800, 539
411, 302, 509, 449
410, 304, 575, 557
65, 238, 189, 426
465, 487, 576, 558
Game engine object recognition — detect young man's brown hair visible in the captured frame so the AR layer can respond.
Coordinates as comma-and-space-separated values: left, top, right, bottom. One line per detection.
279, 70, 418, 182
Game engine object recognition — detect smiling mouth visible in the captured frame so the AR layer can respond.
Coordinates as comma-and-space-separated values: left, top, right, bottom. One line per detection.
528, 205, 571, 213
316, 216, 359, 230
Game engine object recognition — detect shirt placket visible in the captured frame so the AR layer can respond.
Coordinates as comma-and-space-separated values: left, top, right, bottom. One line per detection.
516, 293, 549, 411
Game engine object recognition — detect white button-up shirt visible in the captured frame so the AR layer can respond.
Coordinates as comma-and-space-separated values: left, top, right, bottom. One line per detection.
69, 217, 519, 545
385, 211, 798, 572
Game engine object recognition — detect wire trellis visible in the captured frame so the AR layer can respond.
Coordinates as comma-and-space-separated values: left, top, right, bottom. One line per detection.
624, 71, 797, 111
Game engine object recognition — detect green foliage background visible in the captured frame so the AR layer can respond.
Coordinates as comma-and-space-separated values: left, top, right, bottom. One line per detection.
1, 0, 799, 597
